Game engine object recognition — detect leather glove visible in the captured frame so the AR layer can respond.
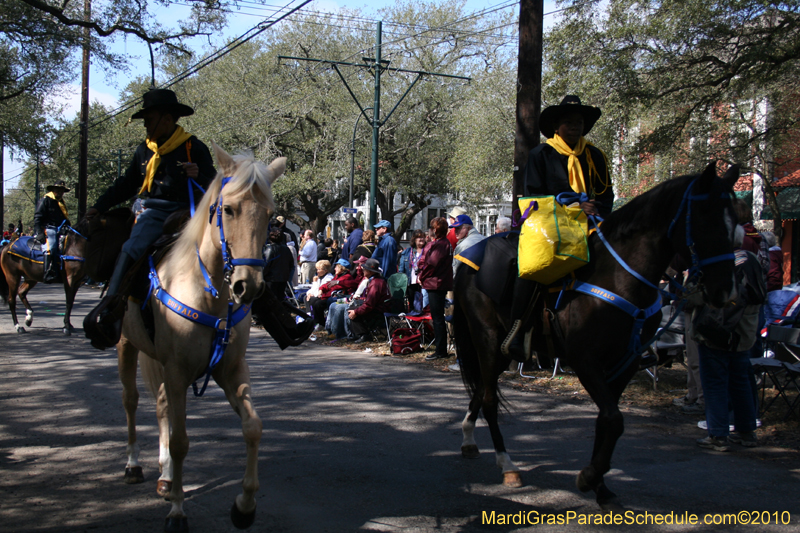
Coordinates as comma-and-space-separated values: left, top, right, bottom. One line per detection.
36, 232, 46, 244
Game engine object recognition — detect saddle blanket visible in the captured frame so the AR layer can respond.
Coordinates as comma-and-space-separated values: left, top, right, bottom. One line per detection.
8, 237, 45, 263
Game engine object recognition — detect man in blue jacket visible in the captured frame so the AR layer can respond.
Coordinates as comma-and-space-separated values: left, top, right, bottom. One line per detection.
371, 219, 398, 278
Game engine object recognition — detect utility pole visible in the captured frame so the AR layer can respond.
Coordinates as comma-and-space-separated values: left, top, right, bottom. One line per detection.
77, 0, 91, 220
34, 154, 40, 207
279, 22, 470, 229
513, 0, 544, 209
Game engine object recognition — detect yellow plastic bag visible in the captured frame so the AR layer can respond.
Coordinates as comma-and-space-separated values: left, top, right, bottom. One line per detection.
517, 196, 589, 284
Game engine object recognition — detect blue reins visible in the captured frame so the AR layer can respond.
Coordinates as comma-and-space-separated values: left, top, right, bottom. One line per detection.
143, 175, 266, 396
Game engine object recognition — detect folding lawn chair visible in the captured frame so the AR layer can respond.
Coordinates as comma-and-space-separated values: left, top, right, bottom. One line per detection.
750, 357, 800, 421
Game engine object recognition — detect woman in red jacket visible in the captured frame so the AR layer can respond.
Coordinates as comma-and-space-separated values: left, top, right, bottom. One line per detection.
308, 259, 360, 328
418, 217, 454, 359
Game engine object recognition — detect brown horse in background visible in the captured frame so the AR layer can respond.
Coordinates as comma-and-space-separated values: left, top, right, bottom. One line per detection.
0, 225, 90, 334
0, 210, 133, 334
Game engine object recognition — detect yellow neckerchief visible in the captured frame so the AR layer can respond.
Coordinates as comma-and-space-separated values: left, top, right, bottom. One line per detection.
546, 134, 591, 194
139, 125, 193, 194
45, 191, 69, 220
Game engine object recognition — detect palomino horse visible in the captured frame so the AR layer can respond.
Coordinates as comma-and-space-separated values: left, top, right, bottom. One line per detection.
117, 144, 284, 532
453, 162, 739, 509
0, 224, 89, 334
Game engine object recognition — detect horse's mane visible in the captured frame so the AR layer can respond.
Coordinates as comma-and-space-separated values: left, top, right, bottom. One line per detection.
161, 152, 275, 287
599, 173, 697, 243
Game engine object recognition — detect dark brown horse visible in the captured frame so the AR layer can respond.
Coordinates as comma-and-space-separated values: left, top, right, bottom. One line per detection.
453, 162, 740, 509
0, 225, 90, 334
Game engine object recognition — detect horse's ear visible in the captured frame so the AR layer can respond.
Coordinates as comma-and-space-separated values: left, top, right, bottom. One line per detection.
696, 161, 718, 192
267, 157, 286, 185
722, 164, 741, 189
211, 142, 235, 175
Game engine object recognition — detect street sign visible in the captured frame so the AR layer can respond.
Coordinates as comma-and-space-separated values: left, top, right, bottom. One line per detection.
342, 207, 358, 214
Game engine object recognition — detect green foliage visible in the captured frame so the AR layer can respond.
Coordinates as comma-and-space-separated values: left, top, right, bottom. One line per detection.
544, 0, 800, 201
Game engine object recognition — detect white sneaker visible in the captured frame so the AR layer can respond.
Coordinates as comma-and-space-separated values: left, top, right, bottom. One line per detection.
448, 362, 460, 372
697, 420, 741, 432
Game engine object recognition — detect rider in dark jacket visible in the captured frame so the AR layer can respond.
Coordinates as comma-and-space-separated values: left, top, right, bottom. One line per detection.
83, 88, 216, 349
34, 180, 71, 283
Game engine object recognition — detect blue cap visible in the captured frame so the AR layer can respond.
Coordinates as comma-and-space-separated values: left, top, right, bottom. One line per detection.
374, 219, 391, 229
449, 214, 473, 228
335, 258, 351, 268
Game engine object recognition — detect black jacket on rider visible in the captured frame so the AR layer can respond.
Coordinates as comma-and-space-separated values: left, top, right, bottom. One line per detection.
34, 196, 70, 241
92, 136, 216, 213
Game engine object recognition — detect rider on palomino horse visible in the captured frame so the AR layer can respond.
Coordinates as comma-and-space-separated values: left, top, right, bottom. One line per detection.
502, 95, 614, 361
84, 88, 216, 349
34, 180, 72, 283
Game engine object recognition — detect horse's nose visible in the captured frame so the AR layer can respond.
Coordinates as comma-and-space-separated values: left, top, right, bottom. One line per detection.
232, 279, 265, 303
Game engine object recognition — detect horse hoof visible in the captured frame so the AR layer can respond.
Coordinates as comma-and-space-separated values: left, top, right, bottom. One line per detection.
63, 327, 71, 336
124, 466, 144, 484
461, 444, 480, 459
503, 471, 523, 488
576, 471, 592, 493
164, 516, 188, 533
15, 326, 26, 334
231, 501, 256, 529
25, 317, 33, 327
157, 480, 172, 499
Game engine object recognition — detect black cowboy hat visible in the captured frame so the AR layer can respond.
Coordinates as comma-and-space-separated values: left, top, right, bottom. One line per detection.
362, 258, 382, 275
46, 180, 70, 192
539, 95, 602, 139
131, 88, 194, 120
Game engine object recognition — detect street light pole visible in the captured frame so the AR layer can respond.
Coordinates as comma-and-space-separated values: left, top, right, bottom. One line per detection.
350, 107, 373, 209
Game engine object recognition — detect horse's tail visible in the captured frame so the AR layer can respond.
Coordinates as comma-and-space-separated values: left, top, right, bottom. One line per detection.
453, 269, 509, 411
0, 248, 9, 305
139, 352, 165, 400
452, 289, 480, 398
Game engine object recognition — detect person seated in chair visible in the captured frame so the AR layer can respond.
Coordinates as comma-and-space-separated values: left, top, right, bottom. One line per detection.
307, 258, 360, 330
346, 258, 390, 343
34, 180, 71, 283
326, 257, 368, 340
82, 88, 216, 349
503, 95, 614, 361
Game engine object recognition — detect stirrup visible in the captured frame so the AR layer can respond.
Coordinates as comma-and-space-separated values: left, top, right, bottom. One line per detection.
501, 320, 522, 357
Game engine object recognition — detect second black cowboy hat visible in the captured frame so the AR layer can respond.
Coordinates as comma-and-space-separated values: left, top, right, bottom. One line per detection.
131, 89, 194, 120
46, 180, 70, 192
539, 95, 602, 139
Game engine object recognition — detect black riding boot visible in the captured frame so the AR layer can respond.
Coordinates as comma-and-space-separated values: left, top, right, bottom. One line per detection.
43, 253, 59, 283
84, 252, 136, 349
501, 277, 538, 361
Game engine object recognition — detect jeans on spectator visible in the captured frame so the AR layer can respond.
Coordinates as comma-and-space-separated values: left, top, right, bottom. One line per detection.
326, 302, 350, 339
697, 343, 757, 437
428, 289, 448, 355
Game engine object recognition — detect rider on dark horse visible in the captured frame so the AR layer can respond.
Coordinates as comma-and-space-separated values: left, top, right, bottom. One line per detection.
84, 88, 216, 349
34, 180, 72, 283
503, 95, 614, 360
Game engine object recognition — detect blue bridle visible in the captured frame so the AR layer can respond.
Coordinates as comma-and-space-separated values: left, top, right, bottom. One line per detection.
554, 179, 734, 383
144, 176, 268, 396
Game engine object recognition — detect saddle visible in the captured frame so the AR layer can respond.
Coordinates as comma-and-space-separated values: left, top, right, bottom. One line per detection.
8, 234, 70, 264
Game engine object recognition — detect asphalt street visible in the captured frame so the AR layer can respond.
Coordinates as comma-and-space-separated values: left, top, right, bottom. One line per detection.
0, 284, 798, 532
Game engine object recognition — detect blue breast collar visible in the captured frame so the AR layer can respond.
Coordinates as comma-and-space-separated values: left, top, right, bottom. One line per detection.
144, 256, 252, 396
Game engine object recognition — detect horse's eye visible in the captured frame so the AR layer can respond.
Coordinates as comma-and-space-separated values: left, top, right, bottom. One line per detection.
223, 206, 234, 217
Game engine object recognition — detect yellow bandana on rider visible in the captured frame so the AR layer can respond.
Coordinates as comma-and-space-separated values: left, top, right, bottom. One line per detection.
139, 125, 193, 194
546, 134, 592, 194
45, 191, 69, 220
